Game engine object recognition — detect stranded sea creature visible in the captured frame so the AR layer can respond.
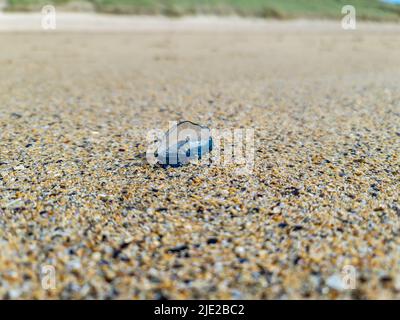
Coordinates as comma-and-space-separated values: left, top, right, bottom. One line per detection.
155, 121, 213, 167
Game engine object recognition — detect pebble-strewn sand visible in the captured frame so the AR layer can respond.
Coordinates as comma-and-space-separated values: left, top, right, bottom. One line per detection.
0, 21, 399, 299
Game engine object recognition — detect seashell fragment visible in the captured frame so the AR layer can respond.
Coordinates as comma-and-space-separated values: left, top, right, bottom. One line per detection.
155, 121, 213, 167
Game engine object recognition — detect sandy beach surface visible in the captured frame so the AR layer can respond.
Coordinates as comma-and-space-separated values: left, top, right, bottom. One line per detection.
0, 15, 399, 299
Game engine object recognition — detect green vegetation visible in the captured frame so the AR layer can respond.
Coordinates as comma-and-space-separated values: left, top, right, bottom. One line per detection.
5, 0, 400, 21
6, 0, 70, 12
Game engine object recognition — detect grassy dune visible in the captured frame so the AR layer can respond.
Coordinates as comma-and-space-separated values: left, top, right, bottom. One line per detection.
5, 0, 400, 21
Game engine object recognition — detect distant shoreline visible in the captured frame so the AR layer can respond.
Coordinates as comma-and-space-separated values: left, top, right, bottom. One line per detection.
2, 0, 400, 22
1, 13, 400, 32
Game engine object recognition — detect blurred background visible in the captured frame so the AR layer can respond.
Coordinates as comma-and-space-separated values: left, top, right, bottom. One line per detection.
2, 0, 400, 21
1, 0, 400, 301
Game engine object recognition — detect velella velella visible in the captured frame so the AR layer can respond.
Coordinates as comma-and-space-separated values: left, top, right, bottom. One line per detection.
155, 121, 213, 167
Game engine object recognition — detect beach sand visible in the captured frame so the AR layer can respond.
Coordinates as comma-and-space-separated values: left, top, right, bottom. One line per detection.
0, 17, 399, 299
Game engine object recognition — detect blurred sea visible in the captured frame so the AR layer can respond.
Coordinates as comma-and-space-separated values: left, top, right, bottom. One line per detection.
382, 0, 400, 4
